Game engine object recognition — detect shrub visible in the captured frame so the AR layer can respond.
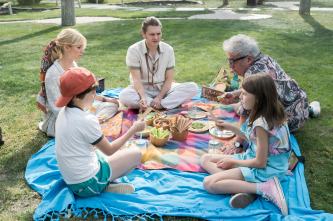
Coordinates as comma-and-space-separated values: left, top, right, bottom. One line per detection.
17, 0, 42, 5
87, 0, 105, 3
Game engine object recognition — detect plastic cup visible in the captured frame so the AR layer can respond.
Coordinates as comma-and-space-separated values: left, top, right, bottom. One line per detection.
188, 106, 197, 118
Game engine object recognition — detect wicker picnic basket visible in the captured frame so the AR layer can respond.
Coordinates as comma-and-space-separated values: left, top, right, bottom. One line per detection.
150, 133, 169, 147
201, 67, 234, 101
153, 118, 170, 131
170, 127, 188, 141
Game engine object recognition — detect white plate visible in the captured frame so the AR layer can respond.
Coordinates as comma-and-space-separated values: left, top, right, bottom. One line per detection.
209, 126, 235, 140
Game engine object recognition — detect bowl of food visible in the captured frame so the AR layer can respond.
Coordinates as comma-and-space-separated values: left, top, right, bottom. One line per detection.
138, 112, 156, 126
149, 127, 170, 147
135, 126, 152, 138
188, 121, 209, 133
153, 118, 170, 131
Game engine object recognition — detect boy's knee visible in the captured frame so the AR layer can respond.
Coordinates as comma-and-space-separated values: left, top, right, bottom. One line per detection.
132, 147, 143, 164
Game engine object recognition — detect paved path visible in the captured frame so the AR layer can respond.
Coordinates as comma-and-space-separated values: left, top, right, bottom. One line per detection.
1, 1, 332, 25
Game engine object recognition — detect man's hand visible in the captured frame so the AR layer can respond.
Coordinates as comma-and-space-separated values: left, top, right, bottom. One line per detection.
139, 98, 147, 113
150, 97, 163, 109
221, 144, 243, 155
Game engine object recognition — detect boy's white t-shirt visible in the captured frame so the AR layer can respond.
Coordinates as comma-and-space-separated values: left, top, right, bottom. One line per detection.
55, 106, 104, 185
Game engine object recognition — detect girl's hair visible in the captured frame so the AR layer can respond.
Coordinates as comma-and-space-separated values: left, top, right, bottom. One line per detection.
141, 16, 162, 34
67, 80, 99, 106
52, 28, 87, 61
242, 73, 286, 130
222, 34, 260, 58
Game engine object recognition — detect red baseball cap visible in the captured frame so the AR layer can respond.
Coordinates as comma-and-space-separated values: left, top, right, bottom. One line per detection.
55, 67, 96, 107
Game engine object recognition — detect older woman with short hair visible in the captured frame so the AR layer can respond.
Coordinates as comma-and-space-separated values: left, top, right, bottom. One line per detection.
220, 34, 320, 154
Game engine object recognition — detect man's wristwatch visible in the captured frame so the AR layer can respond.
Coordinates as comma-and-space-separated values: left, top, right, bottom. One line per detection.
231, 141, 243, 148
102, 97, 106, 102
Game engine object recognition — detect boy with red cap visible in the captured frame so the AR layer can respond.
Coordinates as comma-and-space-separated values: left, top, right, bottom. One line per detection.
55, 67, 146, 197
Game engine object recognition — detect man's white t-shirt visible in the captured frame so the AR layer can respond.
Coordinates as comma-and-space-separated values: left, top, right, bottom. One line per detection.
126, 39, 175, 90
55, 106, 104, 185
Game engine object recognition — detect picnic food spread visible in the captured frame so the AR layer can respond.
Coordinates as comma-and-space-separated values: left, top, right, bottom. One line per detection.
134, 105, 235, 148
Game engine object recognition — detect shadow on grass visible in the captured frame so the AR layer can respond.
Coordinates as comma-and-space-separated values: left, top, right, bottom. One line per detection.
0, 130, 51, 220
1, 131, 51, 176
0, 26, 62, 47
300, 14, 333, 36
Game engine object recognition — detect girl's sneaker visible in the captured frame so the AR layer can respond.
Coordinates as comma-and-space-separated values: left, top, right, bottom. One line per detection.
259, 177, 289, 216
229, 193, 258, 209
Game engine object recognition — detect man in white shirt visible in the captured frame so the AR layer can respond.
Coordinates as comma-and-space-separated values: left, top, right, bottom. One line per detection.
119, 16, 198, 112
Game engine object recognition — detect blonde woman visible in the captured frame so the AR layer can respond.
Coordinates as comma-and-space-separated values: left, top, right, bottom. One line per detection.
39, 29, 118, 137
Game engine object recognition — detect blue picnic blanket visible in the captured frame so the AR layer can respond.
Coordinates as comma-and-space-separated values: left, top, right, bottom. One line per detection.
26, 88, 333, 220
25, 136, 333, 220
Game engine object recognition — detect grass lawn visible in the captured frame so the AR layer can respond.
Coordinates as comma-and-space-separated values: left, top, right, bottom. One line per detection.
0, 0, 332, 220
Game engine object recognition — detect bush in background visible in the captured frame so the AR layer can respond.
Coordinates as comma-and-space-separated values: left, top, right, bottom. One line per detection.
17, 0, 41, 5
87, 0, 105, 3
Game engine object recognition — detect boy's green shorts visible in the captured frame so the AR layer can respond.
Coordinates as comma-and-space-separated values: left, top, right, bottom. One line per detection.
68, 151, 111, 197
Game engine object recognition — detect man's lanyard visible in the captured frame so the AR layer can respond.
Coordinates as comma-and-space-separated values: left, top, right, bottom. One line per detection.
145, 52, 159, 88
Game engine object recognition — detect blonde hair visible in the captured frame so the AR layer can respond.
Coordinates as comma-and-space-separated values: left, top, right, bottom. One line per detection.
52, 28, 87, 61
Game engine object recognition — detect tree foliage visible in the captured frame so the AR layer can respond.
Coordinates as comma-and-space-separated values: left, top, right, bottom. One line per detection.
17, 0, 41, 5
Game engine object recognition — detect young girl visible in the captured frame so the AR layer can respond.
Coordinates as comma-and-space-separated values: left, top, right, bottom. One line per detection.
200, 73, 291, 216
55, 67, 146, 196
39, 28, 119, 137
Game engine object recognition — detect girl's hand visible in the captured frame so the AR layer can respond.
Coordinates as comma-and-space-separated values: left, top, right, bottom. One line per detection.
216, 120, 232, 131
216, 158, 236, 169
98, 117, 105, 124
132, 118, 146, 133
108, 98, 119, 106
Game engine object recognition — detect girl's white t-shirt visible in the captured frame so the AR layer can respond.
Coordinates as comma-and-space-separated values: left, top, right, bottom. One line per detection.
55, 106, 104, 184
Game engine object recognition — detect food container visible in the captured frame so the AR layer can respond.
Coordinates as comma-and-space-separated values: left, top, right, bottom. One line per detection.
146, 118, 154, 126
153, 118, 170, 131
170, 127, 188, 141
149, 132, 169, 147
134, 126, 152, 138
139, 112, 156, 126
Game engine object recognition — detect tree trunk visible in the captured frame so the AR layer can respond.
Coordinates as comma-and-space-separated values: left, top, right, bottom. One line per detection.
299, 0, 311, 14
61, 0, 76, 26
223, 0, 229, 5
